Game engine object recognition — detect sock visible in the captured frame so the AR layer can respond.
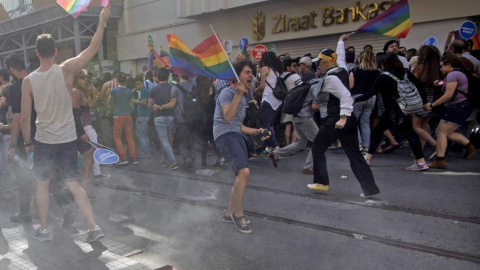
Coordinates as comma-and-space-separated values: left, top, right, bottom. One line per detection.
435, 156, 445, 161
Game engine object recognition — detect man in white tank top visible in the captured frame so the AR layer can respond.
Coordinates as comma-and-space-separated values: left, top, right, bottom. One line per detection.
19, 6, 111, 243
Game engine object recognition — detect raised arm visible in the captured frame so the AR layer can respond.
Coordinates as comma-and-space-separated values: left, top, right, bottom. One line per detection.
62, 6, 111, 90
444, 31, 454, 54
336, 34, 350, 71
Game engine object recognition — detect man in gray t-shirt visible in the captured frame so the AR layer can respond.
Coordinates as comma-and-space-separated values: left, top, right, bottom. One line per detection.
214, 61, 269, 234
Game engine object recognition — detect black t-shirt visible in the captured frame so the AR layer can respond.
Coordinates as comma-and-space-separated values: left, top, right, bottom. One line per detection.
7, 78, 37, 147
149, 83, 174, 117
350, 68, 381, 97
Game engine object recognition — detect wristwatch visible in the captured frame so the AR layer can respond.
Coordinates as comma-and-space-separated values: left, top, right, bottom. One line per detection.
430, 103, 435, 108
340, 115, 349, 119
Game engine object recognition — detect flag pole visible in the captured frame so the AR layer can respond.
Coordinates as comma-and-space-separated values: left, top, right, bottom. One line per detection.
210, 24, 240, 82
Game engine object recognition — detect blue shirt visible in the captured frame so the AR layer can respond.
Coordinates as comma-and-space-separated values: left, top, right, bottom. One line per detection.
213, 86, 247, 140
137, 87, 151, 117
111, 87, 133, 117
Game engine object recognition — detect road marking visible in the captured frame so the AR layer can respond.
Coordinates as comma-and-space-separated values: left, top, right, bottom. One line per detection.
423, 171, 480, 176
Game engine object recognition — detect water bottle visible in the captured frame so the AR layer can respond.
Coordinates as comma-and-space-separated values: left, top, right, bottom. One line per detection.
26, 152, 34, 170
13, 154, 26, 168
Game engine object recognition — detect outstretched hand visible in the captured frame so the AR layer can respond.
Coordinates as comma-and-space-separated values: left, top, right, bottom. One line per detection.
339, 34, 350, 41
99, 5, 111, 24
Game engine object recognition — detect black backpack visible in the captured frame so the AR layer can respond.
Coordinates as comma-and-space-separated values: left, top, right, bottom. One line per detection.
282, 81, 319, 116
454, 69, 480, 108
174, 83, 205, 128
266, 70, 288, 100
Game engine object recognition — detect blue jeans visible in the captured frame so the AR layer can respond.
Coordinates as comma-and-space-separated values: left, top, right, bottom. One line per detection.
154, 116, 176, 163
136, 116, 151, 154
353, 96, 376, 148
260, 101, 279, 148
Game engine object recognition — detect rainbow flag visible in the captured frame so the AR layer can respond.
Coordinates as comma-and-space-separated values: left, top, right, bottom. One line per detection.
356, 0, 413, 38
167, 34, 236, 81
159, 46, 172, 68
57, 0, 108, 18
147, 35, 156, 71
147, 35, 170, 70
472, 30, 480, 50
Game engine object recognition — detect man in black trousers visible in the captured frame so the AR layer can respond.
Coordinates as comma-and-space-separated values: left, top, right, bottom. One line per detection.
307, 47, 380, 198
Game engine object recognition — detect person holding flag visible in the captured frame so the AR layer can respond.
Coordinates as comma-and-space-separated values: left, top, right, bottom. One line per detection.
215, 61, 270, 234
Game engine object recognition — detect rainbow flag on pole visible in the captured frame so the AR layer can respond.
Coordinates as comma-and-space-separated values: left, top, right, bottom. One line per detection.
167, 34, 236, 81
356, 0, 413, 38
57, 0, 108, 18
147, 35, 170, 70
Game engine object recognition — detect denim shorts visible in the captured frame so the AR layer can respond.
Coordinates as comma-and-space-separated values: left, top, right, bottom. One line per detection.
34, 140, 78, 182
215, 132, 249, 175
441, 100, 473, 126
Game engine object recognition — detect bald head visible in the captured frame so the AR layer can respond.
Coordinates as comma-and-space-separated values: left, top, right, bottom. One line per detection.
448, 40, 467, 55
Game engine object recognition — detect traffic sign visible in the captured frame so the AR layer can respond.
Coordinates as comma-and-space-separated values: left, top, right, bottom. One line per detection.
239, 37, 249, 51
459, 21, 477, 40
424, 36, 438, 47
252, 44, 268, 61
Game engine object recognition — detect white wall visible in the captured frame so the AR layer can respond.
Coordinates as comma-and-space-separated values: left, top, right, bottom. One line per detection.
402, 18, 466, 53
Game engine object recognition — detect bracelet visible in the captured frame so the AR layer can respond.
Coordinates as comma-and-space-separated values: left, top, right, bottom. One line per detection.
24, 142, 33, 147
160, 105, 163, 110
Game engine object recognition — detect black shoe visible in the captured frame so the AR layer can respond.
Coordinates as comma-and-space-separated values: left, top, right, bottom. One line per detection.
268, 152, 278, 168
62, 209, 76, 228
231, 215, 252, 234
10, 213, 32, 224
222, 213, 250, 224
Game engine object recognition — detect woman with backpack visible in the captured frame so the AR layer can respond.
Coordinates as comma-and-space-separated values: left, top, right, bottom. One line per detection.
424, 55, 477, 169
355, 53, 429, 170
196, 76, 223, 167
255, 52, 284, 152
411, 45, 442, 158
349, 50, 381, 153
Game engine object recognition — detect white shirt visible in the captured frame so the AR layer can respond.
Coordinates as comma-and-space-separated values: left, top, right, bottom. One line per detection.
261, 68, 283, 110
282, 72, 302, 91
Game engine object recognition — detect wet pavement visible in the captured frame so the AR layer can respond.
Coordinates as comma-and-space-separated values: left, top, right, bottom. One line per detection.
0, 147, 479, 269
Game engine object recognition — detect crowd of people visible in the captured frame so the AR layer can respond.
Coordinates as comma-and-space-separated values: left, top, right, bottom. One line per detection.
0, 5, 479, 241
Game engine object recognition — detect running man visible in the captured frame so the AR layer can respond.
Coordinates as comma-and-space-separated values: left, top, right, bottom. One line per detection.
20, 6, 111, 242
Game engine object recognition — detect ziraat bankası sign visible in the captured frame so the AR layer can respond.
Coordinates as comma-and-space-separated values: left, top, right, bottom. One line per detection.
252, 0, 397, 41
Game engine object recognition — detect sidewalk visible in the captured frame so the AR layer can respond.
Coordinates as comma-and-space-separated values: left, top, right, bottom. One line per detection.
0, 206, 150, 270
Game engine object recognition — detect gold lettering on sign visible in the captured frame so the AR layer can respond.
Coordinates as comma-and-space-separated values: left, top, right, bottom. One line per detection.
367, 3, 379, 19
272, 11, 318, 34
259, 0, 397, 37
252, 12, 266, 41
323, 0, 396, 26
323, 7, 335, 26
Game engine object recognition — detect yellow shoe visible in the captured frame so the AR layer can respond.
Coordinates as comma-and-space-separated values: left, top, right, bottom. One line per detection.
307, 183, 329, 191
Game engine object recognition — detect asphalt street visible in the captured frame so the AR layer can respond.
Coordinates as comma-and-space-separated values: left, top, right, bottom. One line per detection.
1, 146, 479, 270
89, 147, 480, 270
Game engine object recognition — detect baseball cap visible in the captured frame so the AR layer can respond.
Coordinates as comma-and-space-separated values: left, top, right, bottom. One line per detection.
298, 57, 312, 67
312, 49, 337, 63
